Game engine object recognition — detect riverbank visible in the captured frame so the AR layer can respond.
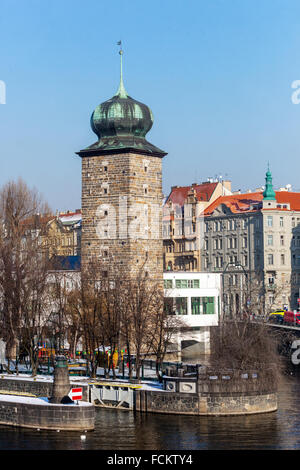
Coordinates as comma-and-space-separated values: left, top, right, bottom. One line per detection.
0, 393, 94, 431
0, 363, 278, 417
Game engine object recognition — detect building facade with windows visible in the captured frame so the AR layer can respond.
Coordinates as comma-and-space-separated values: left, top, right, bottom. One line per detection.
163, 179, 232, 272
42, 210, 82, 258
202, 169, 300, 315
163, 271, 221, 357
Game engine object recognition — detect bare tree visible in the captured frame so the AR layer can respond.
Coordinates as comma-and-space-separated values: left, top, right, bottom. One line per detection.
146, 300, 184, 379
66, 261, 118, 378
223, 269, 288, 321
120, 273, 164, 382
47, 264, 79, 356
0, 178, 52, 373
19, 251, 53, 376
210, 317, 282, 390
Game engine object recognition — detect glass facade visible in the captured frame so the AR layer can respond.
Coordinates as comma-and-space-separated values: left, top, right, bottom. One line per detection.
175, 279, 200, 288
163, 278, 218, 316
191, 297, 215, 314
175, 297, 188, 315
164, 279, 172, 289
164, 296, 216, 315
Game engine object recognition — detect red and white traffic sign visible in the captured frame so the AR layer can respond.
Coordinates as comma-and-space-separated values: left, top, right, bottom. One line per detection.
69, 387, 82, 401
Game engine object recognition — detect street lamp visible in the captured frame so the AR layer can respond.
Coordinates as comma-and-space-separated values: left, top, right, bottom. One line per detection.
222, 261, 248, 320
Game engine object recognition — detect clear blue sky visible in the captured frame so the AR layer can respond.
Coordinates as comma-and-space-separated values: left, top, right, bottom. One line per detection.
1, 0, 300, 211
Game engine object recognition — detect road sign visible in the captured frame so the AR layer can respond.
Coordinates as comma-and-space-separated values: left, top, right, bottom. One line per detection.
298, 298, 300, 303
69, 387, 82, 401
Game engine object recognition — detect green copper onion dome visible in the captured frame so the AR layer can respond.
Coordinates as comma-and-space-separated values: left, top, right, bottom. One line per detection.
90, 84, 154, 139
78, 48, 166, 158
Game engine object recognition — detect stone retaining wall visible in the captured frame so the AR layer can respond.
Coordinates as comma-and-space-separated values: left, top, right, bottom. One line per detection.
135, 366, 278, 416
0, 372, 278, 417
0, 398, 95, 431
135, 389, 277, 416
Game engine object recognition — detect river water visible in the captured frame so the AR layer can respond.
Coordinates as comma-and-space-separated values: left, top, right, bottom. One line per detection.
0, 366, 300, 451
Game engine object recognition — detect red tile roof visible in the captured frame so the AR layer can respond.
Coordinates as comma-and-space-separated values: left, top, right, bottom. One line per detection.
166, 182, 218, 207
204, 191, 300, 215
276, 192, 300, 211
58, 210, 82, 217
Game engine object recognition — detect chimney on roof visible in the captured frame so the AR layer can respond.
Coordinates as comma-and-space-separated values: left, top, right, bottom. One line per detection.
171, 186, 178, 191
221, 180, 232, 196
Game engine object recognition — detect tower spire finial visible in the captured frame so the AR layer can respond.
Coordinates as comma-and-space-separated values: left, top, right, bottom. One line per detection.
263, 164, 276, 201
116, 41, 128, 98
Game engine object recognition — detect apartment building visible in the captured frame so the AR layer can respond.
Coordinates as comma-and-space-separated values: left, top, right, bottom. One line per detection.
41, 210, 82, 258
202, 169, 300, 315
163, 179, 232, 272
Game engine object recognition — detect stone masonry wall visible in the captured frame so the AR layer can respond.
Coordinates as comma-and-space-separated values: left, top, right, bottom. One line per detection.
0, 399, 94, 431
81, 152, 164, 280
135, 389, 277, 416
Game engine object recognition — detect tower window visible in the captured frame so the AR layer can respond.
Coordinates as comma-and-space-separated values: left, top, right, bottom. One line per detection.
104, 166, 108, 172
104, 188, 108, 194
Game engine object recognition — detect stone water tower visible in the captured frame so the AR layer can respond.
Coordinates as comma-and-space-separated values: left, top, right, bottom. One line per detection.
77, 46, 167, 280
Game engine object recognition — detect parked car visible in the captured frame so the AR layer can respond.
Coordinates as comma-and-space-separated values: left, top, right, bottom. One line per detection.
270, 309, 286, 316
268, 313, 284, 324
283, 310, 300, 326
268, 310, 285, 324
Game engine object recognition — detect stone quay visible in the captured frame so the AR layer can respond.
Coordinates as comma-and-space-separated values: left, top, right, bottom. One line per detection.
0, 356, 95, 431
134, 364, 278, 416
0, 362, 278, 418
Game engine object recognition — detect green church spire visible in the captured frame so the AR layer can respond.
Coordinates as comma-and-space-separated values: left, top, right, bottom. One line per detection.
263, 164, 276, 201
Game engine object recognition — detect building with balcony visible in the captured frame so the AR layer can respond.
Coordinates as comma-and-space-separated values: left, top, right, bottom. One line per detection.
163, 179, 232, 272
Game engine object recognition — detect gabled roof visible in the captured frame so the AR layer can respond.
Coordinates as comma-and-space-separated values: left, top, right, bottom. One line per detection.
165, 182, 219, 207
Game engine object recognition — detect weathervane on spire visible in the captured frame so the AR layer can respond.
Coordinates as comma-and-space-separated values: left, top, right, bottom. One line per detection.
115, 40, 127, 98
117, 40, 123, 55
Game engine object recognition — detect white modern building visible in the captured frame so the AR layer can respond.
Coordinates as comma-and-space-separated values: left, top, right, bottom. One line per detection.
163, 271, 221, 358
